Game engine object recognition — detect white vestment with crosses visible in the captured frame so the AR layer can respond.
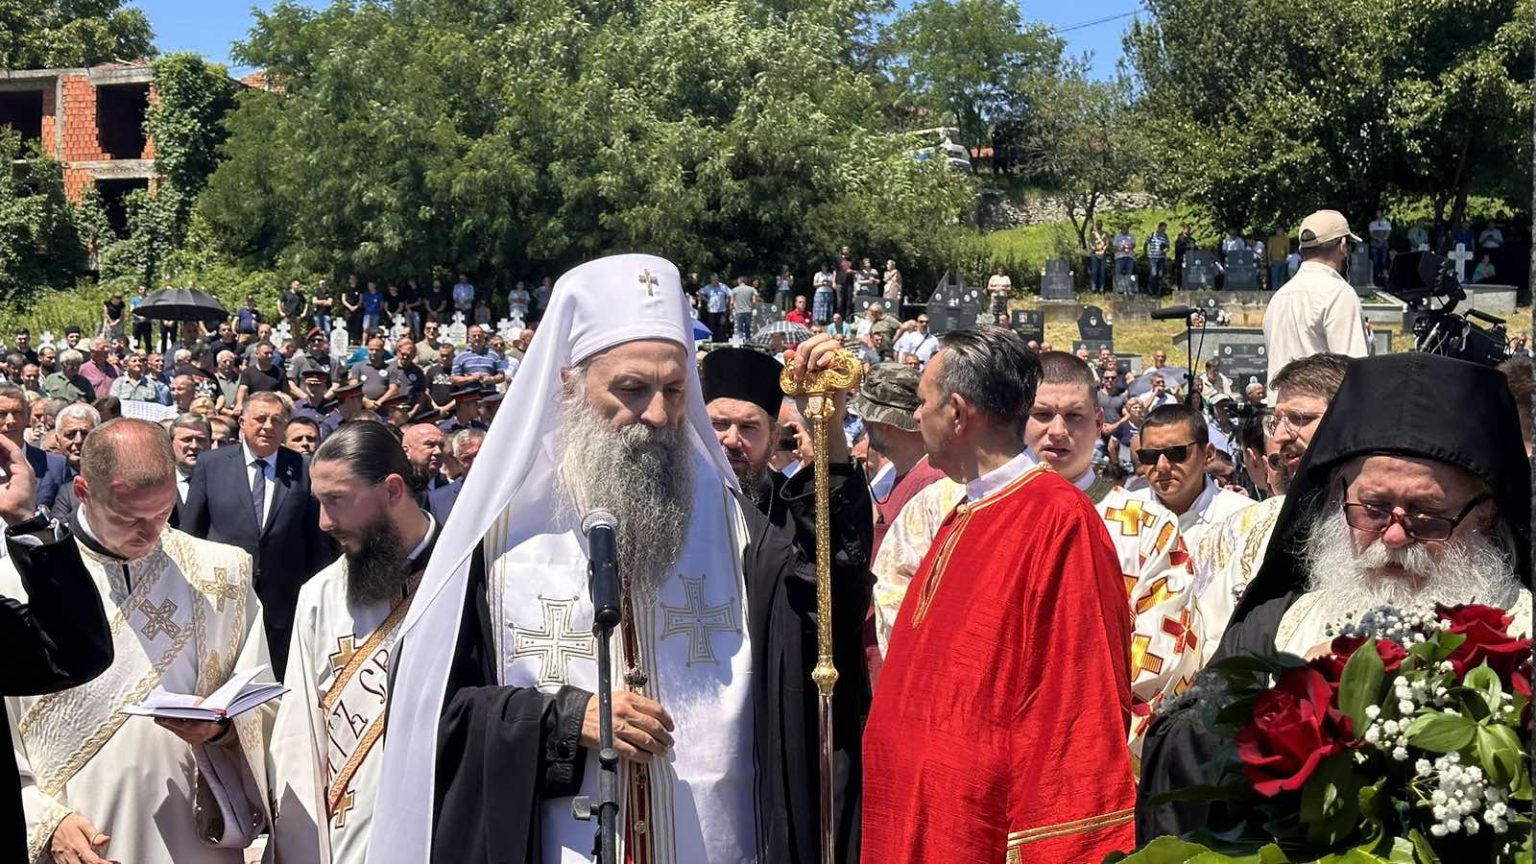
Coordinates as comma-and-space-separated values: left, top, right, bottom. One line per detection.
4, 521, 273, 864
489, 456, 758, 864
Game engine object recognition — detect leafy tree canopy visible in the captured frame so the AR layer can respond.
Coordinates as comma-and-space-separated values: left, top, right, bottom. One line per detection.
0, 0, 155, 69
1126, 0, 1532, 234
199, 0, 972, 288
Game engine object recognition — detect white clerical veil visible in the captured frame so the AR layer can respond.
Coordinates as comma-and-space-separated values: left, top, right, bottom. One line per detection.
366, 254, 738, 864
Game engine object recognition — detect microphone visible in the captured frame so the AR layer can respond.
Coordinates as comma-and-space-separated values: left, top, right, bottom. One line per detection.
1149, 305, 1197, 321
582, 509, 621, 629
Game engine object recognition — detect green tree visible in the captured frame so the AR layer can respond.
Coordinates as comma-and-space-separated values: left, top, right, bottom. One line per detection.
148, 54, 240, 236
0, 0, 155, 69
883, 0, 1063, 149
198, 0, 972, 288
1125, 0, 1532, 236
0, 134, 85, 302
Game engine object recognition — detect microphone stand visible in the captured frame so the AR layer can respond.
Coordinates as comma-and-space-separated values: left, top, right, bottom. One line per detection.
575, 521, 622, 864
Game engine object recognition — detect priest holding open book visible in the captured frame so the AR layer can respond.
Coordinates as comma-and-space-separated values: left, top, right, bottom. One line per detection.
3, 419, 275, 864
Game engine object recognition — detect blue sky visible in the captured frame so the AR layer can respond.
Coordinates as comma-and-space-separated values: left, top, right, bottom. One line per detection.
134, 0, 1139, 79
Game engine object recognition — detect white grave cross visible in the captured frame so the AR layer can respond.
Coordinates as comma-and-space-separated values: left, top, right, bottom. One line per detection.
447, 311, 468, 347
1448, 243, 1474, 283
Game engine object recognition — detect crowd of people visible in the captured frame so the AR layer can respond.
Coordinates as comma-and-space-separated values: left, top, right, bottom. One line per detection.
0, 226, 1529, 864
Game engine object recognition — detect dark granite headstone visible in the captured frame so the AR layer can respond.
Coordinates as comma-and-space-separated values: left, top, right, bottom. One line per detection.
1217, 341, 1268, 390
1224, 250, 1259, 291
1348, 245, 1375, 294
1182, 251, 1215, 290
1011, 310, 1045, 344
1073, 339, 1114, 355
1041, 258, 1075, 300
926, 271, 983, 334
1075, 302, 1112, 350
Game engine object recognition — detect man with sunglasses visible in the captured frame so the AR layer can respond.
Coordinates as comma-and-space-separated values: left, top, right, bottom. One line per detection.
1126, 403, 1253, 553
1138, 353, 1531, 841
1025, 353, 1197, 760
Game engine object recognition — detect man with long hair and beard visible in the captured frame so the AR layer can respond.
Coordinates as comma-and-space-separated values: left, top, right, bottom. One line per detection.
269, 421, 440, 864
1138, 353, 1532, 842
367, 255, 872, 864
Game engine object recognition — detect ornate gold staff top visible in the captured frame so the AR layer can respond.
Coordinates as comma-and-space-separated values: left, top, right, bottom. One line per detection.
780, 348, 860, 864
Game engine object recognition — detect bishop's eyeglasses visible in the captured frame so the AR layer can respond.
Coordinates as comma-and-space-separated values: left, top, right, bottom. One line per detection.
1339, 481, 1491, 543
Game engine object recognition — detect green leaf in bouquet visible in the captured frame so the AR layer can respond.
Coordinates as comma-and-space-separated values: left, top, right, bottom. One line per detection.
1102, 836, 1289, 863
1403, 713, 1476, 753
1407, 633, 1466, 666
1383, 836, 1418, 862
1450, 687, 1494, 723
1463, 664, 1504, 701
1405, 828, 1442, 863
1300, 754, 1363, 848
1474, 724, 1523, 786
1340, 639, 1386, 733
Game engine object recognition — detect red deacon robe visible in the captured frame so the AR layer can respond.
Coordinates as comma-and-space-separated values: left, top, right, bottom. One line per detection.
862, 459, 1136, 863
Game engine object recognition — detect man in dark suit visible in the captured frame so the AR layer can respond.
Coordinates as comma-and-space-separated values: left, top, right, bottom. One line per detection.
182, 391, 335, 677
0, 386, 72, 511
426, 477, 461, 522
0, 432, 113, 861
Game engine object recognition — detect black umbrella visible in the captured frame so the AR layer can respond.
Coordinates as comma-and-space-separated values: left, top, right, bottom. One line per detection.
137, 287, 229, 324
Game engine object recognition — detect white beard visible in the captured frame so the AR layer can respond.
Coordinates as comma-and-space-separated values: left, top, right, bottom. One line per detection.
556, 384, 694, 596
1303, 504, 1520, 615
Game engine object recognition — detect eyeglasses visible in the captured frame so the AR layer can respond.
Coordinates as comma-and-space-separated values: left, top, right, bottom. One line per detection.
1262, 410, 1325, 437
1136, 442, 1198, 465
1340, 481, 1491, 543
1265, 452, 1285, 470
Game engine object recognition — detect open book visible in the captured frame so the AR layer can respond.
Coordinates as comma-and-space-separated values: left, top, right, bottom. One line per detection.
123, 666, 287, 721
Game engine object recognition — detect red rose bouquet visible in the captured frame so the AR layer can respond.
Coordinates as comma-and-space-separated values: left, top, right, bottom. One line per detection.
1114, 604, 1533, 863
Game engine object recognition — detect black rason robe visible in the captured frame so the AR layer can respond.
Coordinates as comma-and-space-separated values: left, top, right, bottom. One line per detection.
429, 465, 873, 863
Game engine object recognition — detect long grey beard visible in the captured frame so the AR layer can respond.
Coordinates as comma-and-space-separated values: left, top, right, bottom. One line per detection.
1303, 503, 1520, 615
346, 515, 411, 606
557, 386, 694, 596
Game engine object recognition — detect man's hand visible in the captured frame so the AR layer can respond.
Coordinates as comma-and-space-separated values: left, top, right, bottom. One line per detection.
48, 812, 110, 864
582, 692, 674, 763
785, 334, 852, 463
0, 433, 39, 526
155, 717, 230, 746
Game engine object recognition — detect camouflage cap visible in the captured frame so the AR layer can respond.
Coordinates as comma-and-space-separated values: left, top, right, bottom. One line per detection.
851, 363, 921, 432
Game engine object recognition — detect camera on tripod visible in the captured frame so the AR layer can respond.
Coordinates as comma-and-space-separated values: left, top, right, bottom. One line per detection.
1387, 250, 1510, 367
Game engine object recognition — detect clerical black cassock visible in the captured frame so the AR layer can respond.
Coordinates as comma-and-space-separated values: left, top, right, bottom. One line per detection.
432, 465, 870, 863
1137, 353, 1532, 842
703, 344, 874, 864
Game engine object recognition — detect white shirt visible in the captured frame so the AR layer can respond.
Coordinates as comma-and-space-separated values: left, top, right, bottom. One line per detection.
894, 331, 939, 367
1262, 260, 1370, 384
241, 440, 278, 530
965, 448, 1040, 503
1127, 476, 1253, 553
177, 468, 192, 504
869, 461, 897, 502
1368, 218, 1392, 243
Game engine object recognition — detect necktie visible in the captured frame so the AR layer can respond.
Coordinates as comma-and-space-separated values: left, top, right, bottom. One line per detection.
251, 457, 268, 531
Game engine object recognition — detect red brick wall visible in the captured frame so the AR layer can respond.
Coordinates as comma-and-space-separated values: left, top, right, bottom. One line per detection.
59, 74, 106, 163
39, 85, 58, 158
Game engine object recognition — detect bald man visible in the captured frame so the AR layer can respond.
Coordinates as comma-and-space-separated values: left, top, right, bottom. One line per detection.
3, 419, 275, 863
401, 423, 446, 498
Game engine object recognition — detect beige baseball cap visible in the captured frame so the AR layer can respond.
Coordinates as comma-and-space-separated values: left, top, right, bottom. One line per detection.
1297, 210, 1362, 249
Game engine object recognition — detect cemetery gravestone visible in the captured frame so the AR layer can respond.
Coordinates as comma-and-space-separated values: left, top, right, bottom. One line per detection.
1010, 310, 1045, 344
330, 320, 351, 361
447, 311, 469, 346
751, 303, 783, 337
39, 331, 54, 351
1217, 342, 1267, 390
1112, 269, 1137, 295
926, 272, 984, 334
1076, 305, 1113, 353
1182, 251, 1215, 290
1407, 225, 1429, 251
1347, 246, 1374, 294
1224, 250, 1259, 291
1041, 259, 1075, 301
1447, 244, 1474, 283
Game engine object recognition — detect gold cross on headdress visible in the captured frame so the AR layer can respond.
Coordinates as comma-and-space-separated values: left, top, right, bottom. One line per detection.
638, 269, 658, 296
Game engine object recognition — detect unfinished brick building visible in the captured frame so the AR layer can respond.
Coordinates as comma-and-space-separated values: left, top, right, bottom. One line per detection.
0, 62, 156, 233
